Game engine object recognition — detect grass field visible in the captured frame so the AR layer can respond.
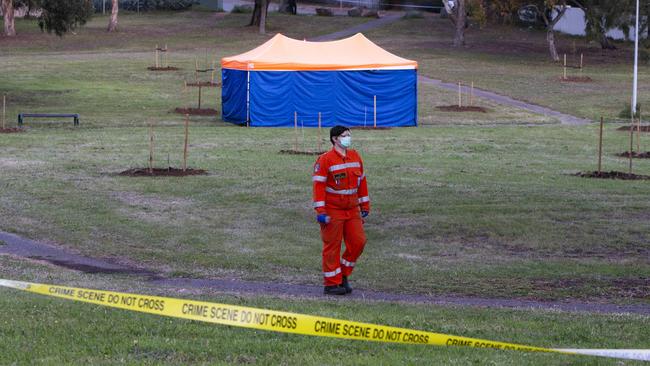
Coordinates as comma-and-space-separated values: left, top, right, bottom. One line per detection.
1, 8, 649, 364
1, 256, 649, 365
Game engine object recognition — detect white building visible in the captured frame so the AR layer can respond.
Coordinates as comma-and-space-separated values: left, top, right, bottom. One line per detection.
553, 6, 647, 41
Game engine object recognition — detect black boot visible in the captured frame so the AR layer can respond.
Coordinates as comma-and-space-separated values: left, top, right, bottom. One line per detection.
341, 276, 352, 294
324, 285, 347, 295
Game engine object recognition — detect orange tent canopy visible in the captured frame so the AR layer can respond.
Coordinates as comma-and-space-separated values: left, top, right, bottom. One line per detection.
221, 33, 418, 71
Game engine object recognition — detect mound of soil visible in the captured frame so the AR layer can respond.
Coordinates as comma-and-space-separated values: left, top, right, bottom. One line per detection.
279, 149, 327, 155
574, 170, 650, 180
186, 81, 221, 87
0, 127, 25, 134
559, 76, 593, 82
616, 151, 650, 158
617, 125, 650, 132
147, 66, 180, 71
174, 108, 218, 115
119, 167, 207, 177
350, 126, 392, 130
436, 105, 488, 113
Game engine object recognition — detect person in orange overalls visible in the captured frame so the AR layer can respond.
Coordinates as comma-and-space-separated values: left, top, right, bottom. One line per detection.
312, 125, 370, 295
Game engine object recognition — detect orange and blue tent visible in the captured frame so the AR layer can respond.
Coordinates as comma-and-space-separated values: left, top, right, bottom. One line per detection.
221, 33, 418, 127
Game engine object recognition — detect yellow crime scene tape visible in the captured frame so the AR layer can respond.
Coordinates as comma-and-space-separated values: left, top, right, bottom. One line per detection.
0, 279, 648, 361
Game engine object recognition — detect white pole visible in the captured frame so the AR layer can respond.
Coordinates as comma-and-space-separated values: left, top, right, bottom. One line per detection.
632, 0, 640, 117
246, 71, 251, 126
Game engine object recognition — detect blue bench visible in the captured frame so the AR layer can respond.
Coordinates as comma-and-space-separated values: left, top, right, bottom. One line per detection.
18, 113, 80, 126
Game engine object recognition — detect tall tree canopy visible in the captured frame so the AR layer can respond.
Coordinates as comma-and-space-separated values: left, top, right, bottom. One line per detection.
38, 0, 93, 36
582, 0, 650, 49
2, 0, 92, 36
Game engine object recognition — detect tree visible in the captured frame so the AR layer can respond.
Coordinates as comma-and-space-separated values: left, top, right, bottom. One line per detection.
444, 0, 468, 46
583, 0, 628, 49
528, 0, 570, 61
1, 0, 16, 36
38, 0, 93, 36
3, 0, 92, 37
249, 0, 269, 34
107, 0, 118, 32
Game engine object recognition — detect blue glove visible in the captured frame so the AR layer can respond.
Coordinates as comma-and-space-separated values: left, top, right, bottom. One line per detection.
317, 214, 331, 224
361, 211, 369, 218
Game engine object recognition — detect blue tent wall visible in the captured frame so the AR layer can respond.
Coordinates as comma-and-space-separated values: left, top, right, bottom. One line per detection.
221, 69, 417, 127
221, 69, 248, 124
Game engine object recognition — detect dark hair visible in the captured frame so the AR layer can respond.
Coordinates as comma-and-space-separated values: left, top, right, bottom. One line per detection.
330, 125, 350, 145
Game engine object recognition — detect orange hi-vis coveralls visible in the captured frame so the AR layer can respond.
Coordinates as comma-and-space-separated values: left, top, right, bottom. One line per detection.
312, 148, 370, 286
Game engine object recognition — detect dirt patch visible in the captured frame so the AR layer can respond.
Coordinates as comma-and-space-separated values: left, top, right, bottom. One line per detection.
574, 170, 650, 180
436, 105, 488, 113
173, 107, 218, 116
186, 81, 221, 87
611, 278, 650, 299
118, 167, 208, 177
559, 76, 593, 83
28, 256, 155, 275
279, 149, 327, 155
0, 127, 25, 134
618, 125, 650, 132
147, 66, 180, 71
616, 151, 650, 158
532, 277, 649, 300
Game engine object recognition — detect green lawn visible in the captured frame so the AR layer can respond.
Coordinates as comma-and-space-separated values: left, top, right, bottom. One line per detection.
0, 9, 648, 364
0, 257, 648, 365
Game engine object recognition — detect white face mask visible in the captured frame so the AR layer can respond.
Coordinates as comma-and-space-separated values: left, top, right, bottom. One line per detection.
339, 136, 351, 148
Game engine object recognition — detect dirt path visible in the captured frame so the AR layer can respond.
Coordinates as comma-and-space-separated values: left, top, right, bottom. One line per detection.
418, 77, 591, 126
2, 231, 648, 315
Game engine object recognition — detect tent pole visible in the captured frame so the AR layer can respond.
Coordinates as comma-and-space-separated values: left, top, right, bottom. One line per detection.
318, 112, 322, 153
373, 95, 377, 128
246, 71, 251, 127
294, 111, 298, 151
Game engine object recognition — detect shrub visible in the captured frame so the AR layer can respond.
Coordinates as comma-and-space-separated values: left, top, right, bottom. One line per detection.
230, 4, 252, 13
619, 103, 642, 119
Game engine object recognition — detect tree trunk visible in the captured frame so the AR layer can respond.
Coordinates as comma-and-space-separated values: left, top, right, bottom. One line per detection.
258, 0, 267, 34
599, 35, 617, 50
453, 0, 466, 47
546, 29, 559, 62
249, 0, 269, 27
541, 2, 567, 62
250, 0, 261, 26
1, 0, 16, 36
107, 0, 118, 32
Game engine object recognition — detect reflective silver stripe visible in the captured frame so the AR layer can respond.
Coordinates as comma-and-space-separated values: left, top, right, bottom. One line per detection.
326, 187, 358, 195
312, 175, 327, 182
357, 174, 365, 187
340, 259, 355, 267
358, 196, 370, 203
313, 201, 326, 208
329, 162, 361, 172
323, 268, 341, 277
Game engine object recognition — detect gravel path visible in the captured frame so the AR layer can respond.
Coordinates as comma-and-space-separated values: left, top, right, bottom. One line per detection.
418, 77, 592, 126
2, 230, 648, 315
